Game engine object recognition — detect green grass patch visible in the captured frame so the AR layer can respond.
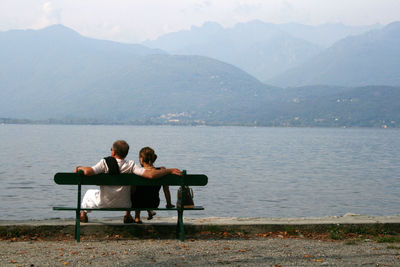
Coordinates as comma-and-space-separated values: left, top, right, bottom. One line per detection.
376, 236, 400, 243
342, 225, 373, 235
284, 226, 299, 236
329, 226, 344, 240
204, 225, 220, 233
0, 227, 24, 238
336, 224, 399, 236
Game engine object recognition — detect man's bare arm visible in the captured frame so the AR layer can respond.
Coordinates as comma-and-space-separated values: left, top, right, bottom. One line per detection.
141, 168, 181, 179
75, 166, 95, 176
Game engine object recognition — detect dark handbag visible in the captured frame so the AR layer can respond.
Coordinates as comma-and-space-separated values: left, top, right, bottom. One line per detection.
176, 186, 194, 208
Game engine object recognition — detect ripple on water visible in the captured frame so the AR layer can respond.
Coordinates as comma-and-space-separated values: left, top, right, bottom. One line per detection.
6, 186, 35, 189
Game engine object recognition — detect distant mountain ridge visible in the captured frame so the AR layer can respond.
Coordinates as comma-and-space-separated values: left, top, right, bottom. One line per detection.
143, 20, 380, 82
276, 22, 380, 48
0, 25, 274, 123
269, 22, 400, 87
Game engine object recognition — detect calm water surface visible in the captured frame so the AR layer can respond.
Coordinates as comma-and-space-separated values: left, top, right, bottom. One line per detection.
0, 124, 399, 220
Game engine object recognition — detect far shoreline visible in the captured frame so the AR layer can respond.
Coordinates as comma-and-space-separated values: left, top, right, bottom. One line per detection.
1, 120, 399, 129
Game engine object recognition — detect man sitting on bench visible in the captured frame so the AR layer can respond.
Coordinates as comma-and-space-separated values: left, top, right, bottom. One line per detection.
75, 140, 181, 223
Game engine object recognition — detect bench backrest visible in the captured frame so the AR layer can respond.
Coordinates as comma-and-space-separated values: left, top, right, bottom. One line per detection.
54, 170, 208, 186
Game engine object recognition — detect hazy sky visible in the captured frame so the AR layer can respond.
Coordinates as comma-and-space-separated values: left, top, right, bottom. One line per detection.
1, 0, 400, 43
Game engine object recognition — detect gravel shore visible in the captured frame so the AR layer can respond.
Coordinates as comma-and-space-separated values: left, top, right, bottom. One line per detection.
1, 237, 399, 266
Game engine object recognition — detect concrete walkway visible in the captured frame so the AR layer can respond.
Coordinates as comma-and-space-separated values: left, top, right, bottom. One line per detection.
2, 213, 400, 226
2, 236, 400, 266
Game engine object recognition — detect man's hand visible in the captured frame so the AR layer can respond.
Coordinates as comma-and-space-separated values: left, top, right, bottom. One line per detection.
74, 166, 95, 176
169, 168, 182, 175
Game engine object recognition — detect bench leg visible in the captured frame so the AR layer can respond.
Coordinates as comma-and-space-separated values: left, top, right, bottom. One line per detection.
176, 216, 180, 239
177, 210, 184, 241
75, 210, 81, 242
75, 183, 82, 242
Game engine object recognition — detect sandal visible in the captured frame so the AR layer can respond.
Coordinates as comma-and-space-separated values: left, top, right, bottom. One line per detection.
134, 219, 143, 224
80, 212, 88, 223
123, 214, 134, 224
147, 211, 156, 220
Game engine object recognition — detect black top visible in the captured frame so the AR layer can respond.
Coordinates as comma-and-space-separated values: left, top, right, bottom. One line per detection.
131, 167, 161, 208
131, 185, 161, 208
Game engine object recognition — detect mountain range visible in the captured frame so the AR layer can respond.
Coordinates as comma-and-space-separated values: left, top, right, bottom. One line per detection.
0, 25, 272, 123
0, 23, 399, 127
270, 21, 400, 87
144, 20, 380, 83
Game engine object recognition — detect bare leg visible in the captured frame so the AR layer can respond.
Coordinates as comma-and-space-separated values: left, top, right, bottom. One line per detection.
163, 186, 175, 208
135, 210, 142, 223
80, 211, 88, 223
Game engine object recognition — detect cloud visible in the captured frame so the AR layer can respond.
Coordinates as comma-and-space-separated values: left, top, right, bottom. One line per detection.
234, 1, 262, 14
35, 1, 62, 28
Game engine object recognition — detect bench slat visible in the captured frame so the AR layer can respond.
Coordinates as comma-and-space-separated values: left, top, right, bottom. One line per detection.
54, 173, 208, 186
53, 206, 205, 211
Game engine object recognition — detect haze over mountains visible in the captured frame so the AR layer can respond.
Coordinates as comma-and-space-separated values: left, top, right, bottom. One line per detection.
270, 21, 400, 87
144, 20, 380, 83
0, 24, 272, 124
0, 22, 399, 127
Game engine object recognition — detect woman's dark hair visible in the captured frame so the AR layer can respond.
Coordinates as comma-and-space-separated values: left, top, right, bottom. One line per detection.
139, 147, 157, 165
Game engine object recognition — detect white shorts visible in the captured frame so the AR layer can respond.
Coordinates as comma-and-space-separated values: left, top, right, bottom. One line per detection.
81, 189, 101, 210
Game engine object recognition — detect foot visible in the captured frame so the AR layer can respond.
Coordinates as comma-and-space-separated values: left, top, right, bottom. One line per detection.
166, 204, 175, 209
134, 218, 143, 224
80, 211, 88, 223
147, 211, 156, 220
123, 214, 134, 224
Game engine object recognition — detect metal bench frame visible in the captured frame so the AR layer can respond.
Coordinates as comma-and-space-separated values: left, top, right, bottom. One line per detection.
53, 170, 208, 242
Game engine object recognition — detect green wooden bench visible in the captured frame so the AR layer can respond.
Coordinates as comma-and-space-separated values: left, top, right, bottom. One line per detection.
53, 170, 208, 242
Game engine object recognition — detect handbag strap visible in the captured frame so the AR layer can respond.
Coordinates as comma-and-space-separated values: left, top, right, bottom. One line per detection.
104, 156, 120, 175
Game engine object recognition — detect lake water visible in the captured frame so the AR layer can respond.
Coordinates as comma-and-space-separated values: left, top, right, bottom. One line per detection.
0, 124, 399, 220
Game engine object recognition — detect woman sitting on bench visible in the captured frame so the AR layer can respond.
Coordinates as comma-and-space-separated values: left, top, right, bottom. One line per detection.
124, 147, 175, 224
